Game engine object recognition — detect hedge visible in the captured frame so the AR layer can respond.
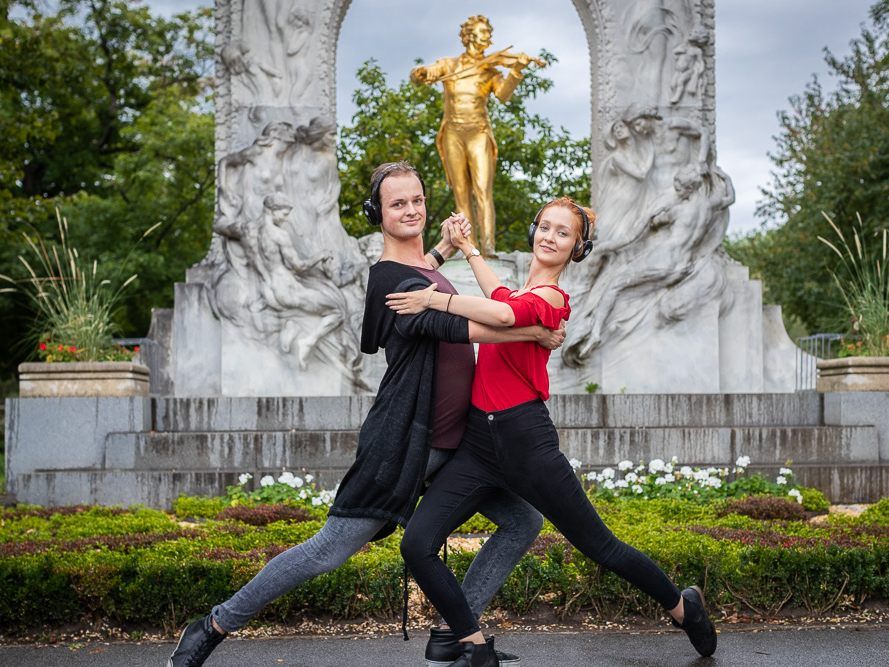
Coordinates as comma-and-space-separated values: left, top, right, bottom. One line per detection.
1, 496, 887, 634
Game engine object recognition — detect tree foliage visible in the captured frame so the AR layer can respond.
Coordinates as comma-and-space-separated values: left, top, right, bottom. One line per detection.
338, 52, 591, 250
725, 0, 889, 334
0, 1, 214, 377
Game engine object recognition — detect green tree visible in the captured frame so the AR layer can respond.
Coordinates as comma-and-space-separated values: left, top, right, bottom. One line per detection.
0, 1, 214, 378
725, 0, 889, 333
338, 53, 591, 250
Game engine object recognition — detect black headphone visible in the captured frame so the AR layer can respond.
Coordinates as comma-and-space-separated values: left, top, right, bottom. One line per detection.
362, 164, 427, 226
528, 201, 596, 262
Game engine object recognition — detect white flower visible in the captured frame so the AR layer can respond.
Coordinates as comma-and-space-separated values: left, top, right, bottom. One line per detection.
278, 471, 295, 486
238, 473, 253, 485
663, 463, 674, 474
776, 475, 787, 486
586, 471, 598, 482
680, 466, 693, 478
649, 459, 666, 474
618, 460, 634, 471
298, 489, 308, 499
779, 467, 793, 477
259, 475, 275, 487
788, 488, 803, 504
603, 479, 615, 490
670, 455, 679, 464
632, 484, 644, 494
615, 479, 629, 488
694, 469, 710, 482
601, 467, 616, 480
320, 490, 334, 503
289, 476, 304, 489
624, 472, 639, 483
735, 455, 750, 468
654, 476, 668, 486
311, 497, 323, 506
305, 474, 315, 483
569, 458, 583, 471
707, 467, 719, 476
706, 477, 722, 489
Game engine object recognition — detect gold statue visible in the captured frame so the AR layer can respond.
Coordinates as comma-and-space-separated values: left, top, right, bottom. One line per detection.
411, 15, 545, 256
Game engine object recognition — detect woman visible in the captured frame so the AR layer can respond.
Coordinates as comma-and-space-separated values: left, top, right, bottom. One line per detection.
387, 198, 717, 667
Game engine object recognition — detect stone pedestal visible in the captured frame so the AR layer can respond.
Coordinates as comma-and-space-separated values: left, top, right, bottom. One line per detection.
817, 357, 889, 392
18, 362, 150, 398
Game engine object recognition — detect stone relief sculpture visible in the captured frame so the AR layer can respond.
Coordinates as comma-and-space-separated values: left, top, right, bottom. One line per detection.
669, 26, 708, 105
563, 102, 727, 366
205, 115, 368, 390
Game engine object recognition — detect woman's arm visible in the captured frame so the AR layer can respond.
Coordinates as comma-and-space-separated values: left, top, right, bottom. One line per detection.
470, 322, 566, 349
386, 283, 515, 327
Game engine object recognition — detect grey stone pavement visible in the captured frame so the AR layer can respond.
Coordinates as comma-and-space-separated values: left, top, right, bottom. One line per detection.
1, 627, 887, 666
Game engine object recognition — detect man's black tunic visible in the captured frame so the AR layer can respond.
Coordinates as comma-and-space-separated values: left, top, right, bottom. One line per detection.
328, 261, 470, 540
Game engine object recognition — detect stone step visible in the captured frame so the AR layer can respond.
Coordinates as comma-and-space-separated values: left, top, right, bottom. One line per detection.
149, 393, 824, 432
16, 461, 889, 507
103, 425, 879, 473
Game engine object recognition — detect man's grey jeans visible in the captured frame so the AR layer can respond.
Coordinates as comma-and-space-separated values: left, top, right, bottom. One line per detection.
212, 448, 543, 632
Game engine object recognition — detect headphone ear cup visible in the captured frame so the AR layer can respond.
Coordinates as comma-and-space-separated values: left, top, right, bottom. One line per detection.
527, 223, 537, 249
572, 239, 594, 263
362, 199, 380, 226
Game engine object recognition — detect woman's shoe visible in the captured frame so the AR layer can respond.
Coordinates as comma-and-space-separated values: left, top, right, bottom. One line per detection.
446, 638, 500, 667
673, 585, 717, 657
426, 628, 517, 666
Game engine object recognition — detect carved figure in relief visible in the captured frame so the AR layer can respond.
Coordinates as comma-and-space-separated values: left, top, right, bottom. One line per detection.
410, 15, 544, 256
624, 0, 685, 106
283, 8, 312, 105
217, 121, 297, 226
253, 194, 357, 371
220, 41, 283, 115
575, 164, 734, 358
669, 26, 708, 105
597, 116, 655, 243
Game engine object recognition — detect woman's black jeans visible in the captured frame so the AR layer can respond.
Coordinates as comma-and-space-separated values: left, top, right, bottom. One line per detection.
401, 400, 682, 639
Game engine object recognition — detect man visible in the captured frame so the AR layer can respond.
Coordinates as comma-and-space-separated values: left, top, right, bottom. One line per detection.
411, 15, 543, 256
168, 161, 564, 667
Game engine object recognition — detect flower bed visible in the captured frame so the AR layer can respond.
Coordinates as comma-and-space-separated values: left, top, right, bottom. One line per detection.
0, 474, 887, 634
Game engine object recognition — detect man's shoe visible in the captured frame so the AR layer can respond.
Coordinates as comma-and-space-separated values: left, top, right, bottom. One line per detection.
672, 585, 717, 657
426, 628, 518, 666
446, 638, 499, 667
167, 614, 226, 667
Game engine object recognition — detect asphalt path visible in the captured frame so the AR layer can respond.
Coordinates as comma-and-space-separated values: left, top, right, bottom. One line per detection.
1, 627, 887, 666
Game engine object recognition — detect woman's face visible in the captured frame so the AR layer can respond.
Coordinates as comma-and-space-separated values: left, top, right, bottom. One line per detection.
612, 120, 630, 141
533, 205, 580, 267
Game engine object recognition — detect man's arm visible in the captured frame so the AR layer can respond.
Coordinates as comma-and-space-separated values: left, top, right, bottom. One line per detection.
469, 322, 566, 350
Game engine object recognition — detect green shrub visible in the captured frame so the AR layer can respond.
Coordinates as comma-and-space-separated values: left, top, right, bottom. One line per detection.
862, 498, 889, 525
799, 487, 830, 512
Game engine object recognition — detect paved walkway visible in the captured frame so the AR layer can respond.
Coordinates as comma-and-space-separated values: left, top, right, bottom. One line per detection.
1, 627, 887, 666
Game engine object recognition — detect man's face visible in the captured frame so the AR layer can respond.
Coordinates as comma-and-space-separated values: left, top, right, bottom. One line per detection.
466, 22, 492, 52
379, 173, 426, 240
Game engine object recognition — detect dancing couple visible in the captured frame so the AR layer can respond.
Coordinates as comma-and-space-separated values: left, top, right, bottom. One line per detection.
169, 161, 715, 666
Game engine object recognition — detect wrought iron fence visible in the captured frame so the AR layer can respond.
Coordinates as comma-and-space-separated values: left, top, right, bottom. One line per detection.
795, 333, 846, 391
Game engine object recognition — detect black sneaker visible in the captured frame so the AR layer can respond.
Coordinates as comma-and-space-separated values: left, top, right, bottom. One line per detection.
167, 614, 226, 667
447, 638, 500, 667
672, 586, 717, 657
426, 628, 519, 666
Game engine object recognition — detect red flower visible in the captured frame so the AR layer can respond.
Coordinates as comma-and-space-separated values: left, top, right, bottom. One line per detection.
57, 344, 64, 351
38, 342, 47, 351
68, 346, 77, 353
133, 346, 140, 353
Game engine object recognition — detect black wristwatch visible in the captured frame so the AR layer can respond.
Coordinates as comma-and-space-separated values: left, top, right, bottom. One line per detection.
429, 248, 446, 267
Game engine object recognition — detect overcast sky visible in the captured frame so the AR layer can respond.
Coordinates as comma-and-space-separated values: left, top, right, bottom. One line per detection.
146, 0, 875, 235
